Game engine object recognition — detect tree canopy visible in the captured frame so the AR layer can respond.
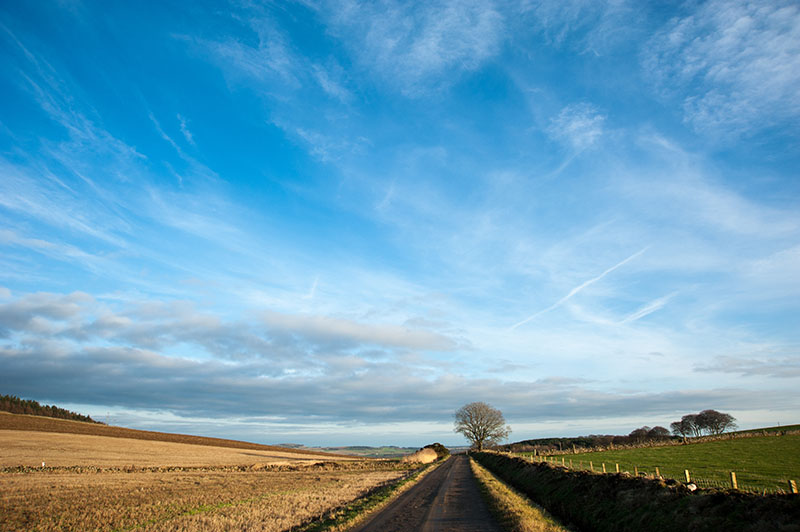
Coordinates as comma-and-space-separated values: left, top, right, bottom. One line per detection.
670, 410, 737, 438
454, 401, 511, 450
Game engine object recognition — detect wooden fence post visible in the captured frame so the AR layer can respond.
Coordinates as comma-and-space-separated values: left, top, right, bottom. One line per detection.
590, 461, 594, 472
789, 480, 797, 494
602, 463, 606, 473
615, 463, 620, 473
655, 467, 660, 477
634, 466, 638, 476
561, 457, 565, 466
684, 470, 691, 483
569, 459, 573, 468
730, 471, 738, 490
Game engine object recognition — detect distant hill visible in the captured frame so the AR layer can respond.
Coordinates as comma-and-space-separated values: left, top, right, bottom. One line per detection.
313, 446, 419, 458
0, 394, 100, 424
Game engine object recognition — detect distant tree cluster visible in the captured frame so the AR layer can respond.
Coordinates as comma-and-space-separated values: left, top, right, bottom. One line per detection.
423, 442, 450, 460
505, 426, 673, 453
670, 410, 737, 439
627, 425, 671, 443
0, 394, 101, 424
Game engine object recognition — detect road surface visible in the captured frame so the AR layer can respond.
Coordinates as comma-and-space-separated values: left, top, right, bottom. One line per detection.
350, 454, 502, 532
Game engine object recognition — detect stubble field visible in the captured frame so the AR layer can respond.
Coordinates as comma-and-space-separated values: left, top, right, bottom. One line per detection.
1, 463, 407, 531
0, 413, 410, 531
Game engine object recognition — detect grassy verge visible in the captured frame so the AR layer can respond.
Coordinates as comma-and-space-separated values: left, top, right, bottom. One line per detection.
294, 458, 446, 532
469, 457, 570, 532
529, 434, 800, 492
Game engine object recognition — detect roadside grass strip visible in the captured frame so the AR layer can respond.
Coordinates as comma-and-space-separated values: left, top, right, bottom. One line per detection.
294, 459, 445, 532
470, 457, 570, 532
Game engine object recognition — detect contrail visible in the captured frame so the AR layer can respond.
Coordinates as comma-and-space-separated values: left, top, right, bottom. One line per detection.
510, 247, 649, 330
620, 291, 676, 324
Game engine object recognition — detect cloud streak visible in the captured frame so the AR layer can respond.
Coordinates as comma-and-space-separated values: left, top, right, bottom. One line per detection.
511, 247, 648, 330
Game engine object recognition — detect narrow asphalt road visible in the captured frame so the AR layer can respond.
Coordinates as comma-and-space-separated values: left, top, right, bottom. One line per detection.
349, 454, 502, 532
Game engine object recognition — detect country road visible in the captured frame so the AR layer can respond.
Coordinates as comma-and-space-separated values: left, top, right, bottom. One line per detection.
350, 454, 502, 532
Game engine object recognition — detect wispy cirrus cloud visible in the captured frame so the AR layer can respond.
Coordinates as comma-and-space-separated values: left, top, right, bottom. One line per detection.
318, 0, 503, 95
548, 102, 606, 151
177, 114, 195, 146
643, 0, 800, 138
519, 0, 643, 53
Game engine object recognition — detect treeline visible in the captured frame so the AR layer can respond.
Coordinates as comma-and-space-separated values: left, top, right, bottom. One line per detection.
503, 428, 673, 454
0, 394, 101, 424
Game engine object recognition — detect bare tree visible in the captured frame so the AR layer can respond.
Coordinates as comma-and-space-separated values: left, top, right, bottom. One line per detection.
454, 402, 511, 450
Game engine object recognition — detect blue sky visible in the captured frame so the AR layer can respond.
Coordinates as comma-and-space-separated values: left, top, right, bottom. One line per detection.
1, 0, 799, 447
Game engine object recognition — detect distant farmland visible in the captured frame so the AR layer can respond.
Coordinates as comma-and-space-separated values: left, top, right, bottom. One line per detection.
0, 411, 417, 531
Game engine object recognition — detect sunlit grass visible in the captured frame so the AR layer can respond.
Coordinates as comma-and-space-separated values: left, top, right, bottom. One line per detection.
471, 457, 570, 531
523, 434, 800, 492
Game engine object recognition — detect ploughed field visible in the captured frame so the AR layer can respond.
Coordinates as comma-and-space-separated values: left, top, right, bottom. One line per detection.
0, 412, 410, 531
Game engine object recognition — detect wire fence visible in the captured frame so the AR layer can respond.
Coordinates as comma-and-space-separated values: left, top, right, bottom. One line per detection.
513, 453, 799, 496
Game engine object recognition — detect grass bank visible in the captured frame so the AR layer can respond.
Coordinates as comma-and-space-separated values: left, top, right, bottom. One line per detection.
473, 452, 800, 532
470, 457, 569, 532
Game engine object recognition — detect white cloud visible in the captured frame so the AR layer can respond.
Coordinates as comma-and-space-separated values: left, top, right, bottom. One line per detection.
177, 114, 195, 145
643, 0, 800, 138
208, 19, 299, 87
320, 0, 503, 95
622, 133, 800, 238
548, 102, 606, 150
312, 64, 351, 103
262, 311, 458, 351
0, 229, 105, 272
697, 355, 800, 378
520, 0, 641, 53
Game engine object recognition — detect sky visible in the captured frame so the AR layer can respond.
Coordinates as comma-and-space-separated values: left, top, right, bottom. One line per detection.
1, 0, 799, 448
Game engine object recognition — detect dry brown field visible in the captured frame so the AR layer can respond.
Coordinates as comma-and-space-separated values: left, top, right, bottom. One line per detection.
1, 412, 409, 531
1, 464, 407, 531
1, 430, 339, 468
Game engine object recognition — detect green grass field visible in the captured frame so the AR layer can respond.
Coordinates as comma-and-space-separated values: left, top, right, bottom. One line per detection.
520, 434, 800, 493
